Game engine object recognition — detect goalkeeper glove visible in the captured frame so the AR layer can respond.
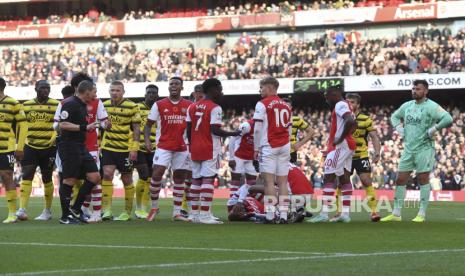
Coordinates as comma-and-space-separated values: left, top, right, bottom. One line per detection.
395, 125, 404, 138
427, 125, 438, 138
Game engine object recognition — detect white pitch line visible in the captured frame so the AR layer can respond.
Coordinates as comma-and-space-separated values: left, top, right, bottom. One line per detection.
4, 248, 465, 276
0, 242, 327, 255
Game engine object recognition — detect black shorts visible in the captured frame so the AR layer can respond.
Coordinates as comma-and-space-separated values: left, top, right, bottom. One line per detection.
101, 149, 133, 173
351, 157, 372, 175
0, 151, 15, 171
136, 151, 154, 175
20, 144, 56, 172
59, 143, 98, 179
290, 151, 297, 164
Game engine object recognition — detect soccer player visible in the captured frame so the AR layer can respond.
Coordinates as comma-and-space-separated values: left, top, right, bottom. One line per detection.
186, 78, 241, 224
253, 77, 292, 224
134, 84, 158, 219
0, 78, 27, 223
145, 77, 192, 222
283, 98, 314, 164
58, 81, 101, 224
381, 79, 452, 222
101, 81, 141, 221
309, 85, 356, 223
17, 80, 59, 221
227, 119, 257, 205
334, 93, 381, 222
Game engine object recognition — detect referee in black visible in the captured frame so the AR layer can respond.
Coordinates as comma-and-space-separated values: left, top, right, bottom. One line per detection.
58, 80, 101, 224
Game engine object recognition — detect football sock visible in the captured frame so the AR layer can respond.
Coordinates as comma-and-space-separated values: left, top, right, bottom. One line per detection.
101, 180, 113, 210
321, 182, 335, 217
200, 178, 214, 215
19, 180, 32, 209
393, 185, 406, 217
142, 179, 150, 210
135, 179, 146, 210
91, 184, 102, 214
6, 189, 17, 215
341, 183, 353, 217
172, 178, 185, 214
43, 181, 54, 209
230, 180, 241, 199
335, 187, 342, 214
189, 178, 201, 213
182, 178, 191, 211
279, 196, 290, 220
418, 184, 431, 217
124, 184, 135, 214
365, 185, 377, 213
59, 183, 73, 219
72, 180, 95, 212
71, 180, 83, 206
265, 196, 276, 221
150, 177, 162, 209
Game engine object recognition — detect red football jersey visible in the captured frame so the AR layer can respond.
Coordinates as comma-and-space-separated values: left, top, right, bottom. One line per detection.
288, 164, 314, 195
86, 99, 108, 152
327, 100, 356, 152
234, 119, 255, 160
253, 95, 291, 148
187, 99, 223, 161
148, 98, 192, 152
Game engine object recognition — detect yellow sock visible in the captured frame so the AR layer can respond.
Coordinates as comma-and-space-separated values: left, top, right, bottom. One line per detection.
71, 180, 83, 206
181, 192, 188, 211
335, 187, 342, 214
19, 180, 32, 209
142, 178, 150, 210
6, 189, 17, 215
44, 182, 54, 209
102, 180, 113, 211
365, 185, 377, 213
124, 184, 135, 213
135, 179, 146, 210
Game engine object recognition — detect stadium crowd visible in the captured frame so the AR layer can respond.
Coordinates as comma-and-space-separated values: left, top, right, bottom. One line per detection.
1, 24, 464, 86
6, 0, 418, 25
222, 104, 465, 191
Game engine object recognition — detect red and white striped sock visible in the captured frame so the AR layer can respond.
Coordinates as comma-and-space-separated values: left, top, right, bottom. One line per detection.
189, 178, 201, 214
200, 178, 214, 215
184, 179, 192, 210
341, 183, 353, 217
83, 196, 91, 209
172, 178, 184, 215
229, 180, 240, 199
91, 184, 102, 215
321, 182, 335, 217
264, 196, 276, 221
150, 177, 162, 209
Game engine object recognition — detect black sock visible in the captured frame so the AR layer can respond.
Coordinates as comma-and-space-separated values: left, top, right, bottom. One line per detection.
72, 180, 95, 212
59, 183, 73, 219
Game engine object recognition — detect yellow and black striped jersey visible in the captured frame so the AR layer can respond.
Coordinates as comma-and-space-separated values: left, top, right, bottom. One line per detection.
290, 116, 309, 153
22, 98, 59, 149
138, 102, 156, 153
352, 113, 375, 159
102, 99, 141, 152
0, 96, 26, 153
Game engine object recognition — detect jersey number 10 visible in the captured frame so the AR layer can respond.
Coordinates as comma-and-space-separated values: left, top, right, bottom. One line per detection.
273, 108, 290, 128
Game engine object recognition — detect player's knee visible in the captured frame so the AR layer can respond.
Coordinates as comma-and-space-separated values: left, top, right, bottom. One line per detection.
120, 173, 133, 185
87, 173, 101, 185
137, 166, 149, 180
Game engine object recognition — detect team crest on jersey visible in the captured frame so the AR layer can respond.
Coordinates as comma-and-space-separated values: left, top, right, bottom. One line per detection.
173, 107, 178, 112
60, 111, 69, 119
87, 105, 94, 112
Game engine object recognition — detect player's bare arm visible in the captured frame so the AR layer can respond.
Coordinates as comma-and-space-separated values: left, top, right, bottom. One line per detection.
60, 121, 99, 132
130, 122, 140, 161
368, 130, 381, 163
210, 125, 241, 137
333, 113, 355, 145
144, 119, 155, 152
293, 127, 314, 151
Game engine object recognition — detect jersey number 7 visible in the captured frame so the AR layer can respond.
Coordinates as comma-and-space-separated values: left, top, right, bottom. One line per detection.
194, 111, 204, 131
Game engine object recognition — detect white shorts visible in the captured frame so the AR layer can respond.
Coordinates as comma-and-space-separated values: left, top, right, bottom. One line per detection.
153, 148, 190, 171
324, 140, 354, 176
56, 150, 100, 172
192, 156, 220, 179
231, 156, 257, 176
259, 143, 290, 176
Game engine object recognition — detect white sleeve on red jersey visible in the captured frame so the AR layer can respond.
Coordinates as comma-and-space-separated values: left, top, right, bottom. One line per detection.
97, 99, 108, 121
210, 105, 222, 125
335, 101, 351, 118
148, 102, 160, 122
53, 102, 62, 131
253, 102, 265, 122
186, 105, 192, 122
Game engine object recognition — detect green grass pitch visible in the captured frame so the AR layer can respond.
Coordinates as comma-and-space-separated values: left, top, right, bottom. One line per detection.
1, 198, 465, 275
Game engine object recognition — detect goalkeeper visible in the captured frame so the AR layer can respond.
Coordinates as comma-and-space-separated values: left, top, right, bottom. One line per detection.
381, 80, 452, 223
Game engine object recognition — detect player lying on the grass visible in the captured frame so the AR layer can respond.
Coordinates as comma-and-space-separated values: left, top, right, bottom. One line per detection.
228, 163, 313, 223
309, 85, 356, 223
381, 79, 453, 223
